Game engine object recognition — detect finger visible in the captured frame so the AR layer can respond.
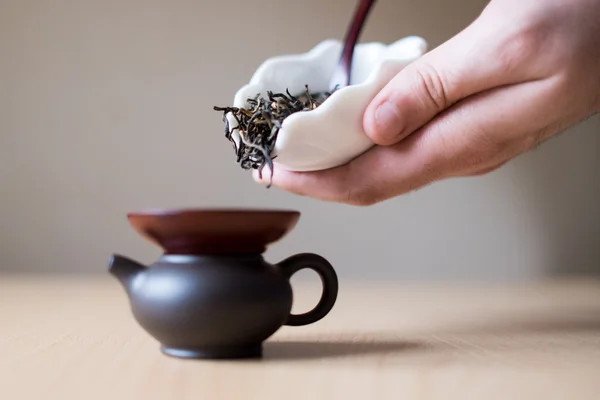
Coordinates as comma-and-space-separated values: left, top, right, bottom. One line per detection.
420, 75, 571, 180
252, 164, 351, 203
363, 16, 542, 146
253, 130, 446, 205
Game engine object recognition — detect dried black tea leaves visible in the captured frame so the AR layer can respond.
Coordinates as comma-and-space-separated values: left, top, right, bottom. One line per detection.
214, 85, 337, 188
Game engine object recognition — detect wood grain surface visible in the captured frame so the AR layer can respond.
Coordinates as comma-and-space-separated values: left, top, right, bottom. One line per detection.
1, 275, 600, 400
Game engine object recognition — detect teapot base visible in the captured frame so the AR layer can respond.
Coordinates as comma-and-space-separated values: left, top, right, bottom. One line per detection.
160, 343, 263, 360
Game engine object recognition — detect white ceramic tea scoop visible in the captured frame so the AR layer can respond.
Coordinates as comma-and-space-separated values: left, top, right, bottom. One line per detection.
228, 35, 428, 172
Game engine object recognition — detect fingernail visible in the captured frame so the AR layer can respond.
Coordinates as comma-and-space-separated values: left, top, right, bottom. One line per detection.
374, 101, 402, 141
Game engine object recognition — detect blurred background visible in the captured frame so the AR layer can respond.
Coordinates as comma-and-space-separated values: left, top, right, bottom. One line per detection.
1, 0, 598, 281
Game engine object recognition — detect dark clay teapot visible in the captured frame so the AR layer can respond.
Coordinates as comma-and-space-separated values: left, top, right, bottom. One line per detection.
108, 208, 338, 359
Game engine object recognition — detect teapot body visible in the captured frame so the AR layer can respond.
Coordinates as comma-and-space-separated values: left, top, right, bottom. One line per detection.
128, 254, 293, 359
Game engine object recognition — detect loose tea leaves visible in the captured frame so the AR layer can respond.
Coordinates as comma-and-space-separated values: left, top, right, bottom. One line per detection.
213, 85, 336, 187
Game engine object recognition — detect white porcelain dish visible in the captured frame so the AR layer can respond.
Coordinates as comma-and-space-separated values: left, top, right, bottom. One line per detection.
228, 36, 428, 172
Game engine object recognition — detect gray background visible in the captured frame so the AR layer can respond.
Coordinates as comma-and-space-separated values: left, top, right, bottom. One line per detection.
1, 0, 599, 281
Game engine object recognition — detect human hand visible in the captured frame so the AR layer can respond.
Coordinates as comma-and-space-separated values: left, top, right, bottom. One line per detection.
254, 0, 600, 205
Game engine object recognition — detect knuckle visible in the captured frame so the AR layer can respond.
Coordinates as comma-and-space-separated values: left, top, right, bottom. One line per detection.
495, 26, 545, 75
520, 130, 544, 152
345, 186, 378, 206
523, 117, 567, 151
469, 160, 508, 177
449, 124, 511, 173
319, 168, 367, 205
417, 118, 461, 175
333, 161, 379, 206
343, 177, 384, 206
466, 127, 536, 172
413, 63, 449, 112
475, 128, 510, 158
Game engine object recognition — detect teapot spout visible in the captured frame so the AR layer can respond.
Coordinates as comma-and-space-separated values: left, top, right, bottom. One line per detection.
108, 254, 146, 295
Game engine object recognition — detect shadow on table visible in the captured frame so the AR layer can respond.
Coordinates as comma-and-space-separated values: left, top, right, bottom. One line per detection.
260, 313, 600, 361
262, 339, 425, 361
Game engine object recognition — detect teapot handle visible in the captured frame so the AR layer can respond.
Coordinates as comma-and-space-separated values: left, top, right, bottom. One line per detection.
276, 253, 339, 326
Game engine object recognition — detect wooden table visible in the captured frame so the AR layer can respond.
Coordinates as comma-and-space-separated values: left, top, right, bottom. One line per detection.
1, 275, 600, 399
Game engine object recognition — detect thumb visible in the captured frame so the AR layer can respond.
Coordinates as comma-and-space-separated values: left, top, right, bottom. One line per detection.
363, 20, 522, 146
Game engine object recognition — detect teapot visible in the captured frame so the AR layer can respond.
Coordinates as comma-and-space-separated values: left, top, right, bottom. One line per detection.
108, 208, 338, 359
